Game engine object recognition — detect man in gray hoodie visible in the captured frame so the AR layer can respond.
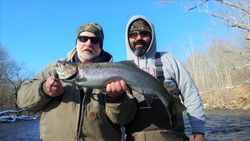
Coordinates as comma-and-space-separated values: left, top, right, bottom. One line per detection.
124, 15, 205, 141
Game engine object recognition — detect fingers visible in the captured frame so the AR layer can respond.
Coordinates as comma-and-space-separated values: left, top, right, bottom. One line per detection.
44, 77, 64, 97
119, 80, 128, 90
106, 80, 128, 97
189, 134, 205, 141
189, 135, 195, 141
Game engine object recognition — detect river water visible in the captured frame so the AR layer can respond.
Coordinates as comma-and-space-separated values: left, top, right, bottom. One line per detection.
0, 110, 249, 141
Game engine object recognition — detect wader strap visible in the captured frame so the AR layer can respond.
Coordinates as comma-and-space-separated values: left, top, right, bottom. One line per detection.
155, 52, 181, 98
154, 52, 185, 131
155, 52, 164, 83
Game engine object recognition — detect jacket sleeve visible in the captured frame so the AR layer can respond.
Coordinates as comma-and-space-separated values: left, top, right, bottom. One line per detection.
163, 54, 205, 134
105, 91, 137, 125
16, 62, 56, 113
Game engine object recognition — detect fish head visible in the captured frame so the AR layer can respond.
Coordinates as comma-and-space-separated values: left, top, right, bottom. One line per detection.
54, 61, 78, 80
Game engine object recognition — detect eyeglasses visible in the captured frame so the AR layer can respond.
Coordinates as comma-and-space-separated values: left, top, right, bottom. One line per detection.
129, 31, 151, 39
78, 36, 100, 44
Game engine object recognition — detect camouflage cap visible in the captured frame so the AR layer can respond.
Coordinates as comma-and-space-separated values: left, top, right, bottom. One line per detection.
77, 22, 104, 47
130, 19, 151, 32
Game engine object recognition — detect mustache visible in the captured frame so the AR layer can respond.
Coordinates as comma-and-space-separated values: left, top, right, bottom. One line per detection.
83, 47, 95, 53
133, 40, 147, 46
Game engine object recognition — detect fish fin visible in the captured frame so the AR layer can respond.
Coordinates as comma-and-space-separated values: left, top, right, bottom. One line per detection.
118, 60, 139, 68
74, 75, 88, 86
172, 100, 187, 114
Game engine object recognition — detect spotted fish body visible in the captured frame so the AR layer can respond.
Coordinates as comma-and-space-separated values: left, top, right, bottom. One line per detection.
54, 60, 186, 125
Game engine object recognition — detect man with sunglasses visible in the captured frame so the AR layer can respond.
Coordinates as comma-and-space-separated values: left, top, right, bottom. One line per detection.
17, 22, 136, 141
124, 15, 205, 141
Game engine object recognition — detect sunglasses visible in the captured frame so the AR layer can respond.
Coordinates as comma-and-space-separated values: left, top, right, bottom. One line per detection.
78, 36, 100, 44
129, 31, 151, 39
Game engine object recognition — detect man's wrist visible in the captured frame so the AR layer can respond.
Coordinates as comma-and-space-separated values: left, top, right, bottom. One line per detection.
39, 80, 52, 98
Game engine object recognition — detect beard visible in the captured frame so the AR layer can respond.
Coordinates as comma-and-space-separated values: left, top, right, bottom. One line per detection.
77, 46, 101, 62
81, 52, 99, 60
132, 47, 148, 57
131, 40, 149, 57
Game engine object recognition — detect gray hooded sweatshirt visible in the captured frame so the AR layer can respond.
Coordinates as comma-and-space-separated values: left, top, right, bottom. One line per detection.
125, 15, 205, 134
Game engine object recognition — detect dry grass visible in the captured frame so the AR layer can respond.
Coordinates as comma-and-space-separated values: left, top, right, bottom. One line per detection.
200, 84, 250, 110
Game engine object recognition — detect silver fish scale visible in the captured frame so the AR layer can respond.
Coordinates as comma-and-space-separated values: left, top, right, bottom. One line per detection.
55, 60, 187, 126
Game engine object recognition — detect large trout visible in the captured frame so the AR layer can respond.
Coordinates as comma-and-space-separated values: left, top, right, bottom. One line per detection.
54, 60, 186, 125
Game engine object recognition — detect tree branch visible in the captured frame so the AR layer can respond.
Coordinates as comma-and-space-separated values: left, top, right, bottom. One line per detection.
216, 0, 250, 16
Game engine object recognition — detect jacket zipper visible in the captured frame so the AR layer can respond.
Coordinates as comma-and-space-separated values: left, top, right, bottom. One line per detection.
76, 88, 85, 141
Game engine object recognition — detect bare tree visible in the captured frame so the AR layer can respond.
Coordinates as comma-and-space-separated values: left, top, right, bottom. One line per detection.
0, 46, 11, 94
0, 45, 30, 110
193, 0, 249, 40
184, 37, 250, 92
159, 0, 250, 40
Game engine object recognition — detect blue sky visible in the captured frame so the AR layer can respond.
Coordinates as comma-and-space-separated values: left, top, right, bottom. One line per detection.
0, 0, 229, 75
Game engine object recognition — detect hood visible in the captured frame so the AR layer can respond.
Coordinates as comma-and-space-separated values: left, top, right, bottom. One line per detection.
125, 15, 156, 67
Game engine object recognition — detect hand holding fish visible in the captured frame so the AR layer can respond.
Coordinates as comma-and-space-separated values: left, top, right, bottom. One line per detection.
43, 76, 64, 97
106, 80, 128, 98
189, 134, 205, 141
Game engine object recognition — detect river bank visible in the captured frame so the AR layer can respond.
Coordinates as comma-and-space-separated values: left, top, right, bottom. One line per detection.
200, 84, 250, 110
1, 110, 249, 141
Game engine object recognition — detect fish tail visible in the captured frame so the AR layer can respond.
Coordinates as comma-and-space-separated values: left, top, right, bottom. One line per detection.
173, 100, 187, 114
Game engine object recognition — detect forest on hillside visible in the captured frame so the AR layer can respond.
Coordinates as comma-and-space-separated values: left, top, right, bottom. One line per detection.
184, 38, 250, 92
